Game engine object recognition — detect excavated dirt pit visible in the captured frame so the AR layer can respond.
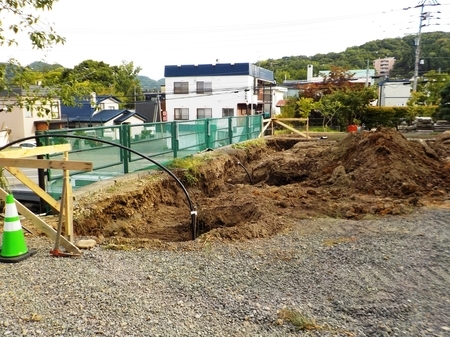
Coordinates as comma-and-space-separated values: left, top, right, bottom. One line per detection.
64, 128, 450, 247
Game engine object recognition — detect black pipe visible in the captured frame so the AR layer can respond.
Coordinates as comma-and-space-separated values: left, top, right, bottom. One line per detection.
0, 134, 198, 240
237, 161, 253, 185
35, 133, 47, 214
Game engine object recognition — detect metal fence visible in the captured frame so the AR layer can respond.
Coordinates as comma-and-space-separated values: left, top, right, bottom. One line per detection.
39, 115, 263, 197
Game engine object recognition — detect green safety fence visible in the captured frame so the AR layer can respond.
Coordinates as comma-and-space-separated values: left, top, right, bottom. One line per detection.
39, 115, 263, 198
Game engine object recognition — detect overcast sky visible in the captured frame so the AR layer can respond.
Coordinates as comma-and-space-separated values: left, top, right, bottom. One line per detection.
1, 0, 449, 79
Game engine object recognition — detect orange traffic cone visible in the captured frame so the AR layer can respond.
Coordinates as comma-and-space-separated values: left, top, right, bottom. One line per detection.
0, 194, 36, 263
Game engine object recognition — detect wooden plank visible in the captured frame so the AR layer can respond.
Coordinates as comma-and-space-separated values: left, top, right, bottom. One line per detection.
272, 118, 309, 122
3, 166, 61, 212
0, 188, 80, 254
0, 144, 72, 158
258, 120, 273, 138
0, 158, 92, 171
273, 120, 310, 138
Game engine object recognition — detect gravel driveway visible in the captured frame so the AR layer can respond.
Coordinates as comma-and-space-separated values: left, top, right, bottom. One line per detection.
1, 208, 449, 336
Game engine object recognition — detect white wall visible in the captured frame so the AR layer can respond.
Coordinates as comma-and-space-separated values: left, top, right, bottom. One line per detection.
0, 98, 60, 141
380, 83, 412, 107
165, 75, 257, 121
271, 87, 287, 115
96, 98, 120, 112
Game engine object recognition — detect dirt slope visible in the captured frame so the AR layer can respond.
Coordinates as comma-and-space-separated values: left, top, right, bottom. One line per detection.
69, 128, 450, 246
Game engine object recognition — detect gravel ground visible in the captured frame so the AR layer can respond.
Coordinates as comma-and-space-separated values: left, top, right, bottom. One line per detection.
1, 208, 450, 337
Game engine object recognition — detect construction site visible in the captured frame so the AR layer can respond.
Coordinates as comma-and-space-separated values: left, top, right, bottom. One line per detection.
22, 127, 448, 250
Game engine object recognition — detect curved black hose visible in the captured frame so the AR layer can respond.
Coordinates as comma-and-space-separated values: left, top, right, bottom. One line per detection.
237, 161, 253, 185
0, 134, 198, 240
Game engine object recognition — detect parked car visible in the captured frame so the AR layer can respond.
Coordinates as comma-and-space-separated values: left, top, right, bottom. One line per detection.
19, 142, 37, 148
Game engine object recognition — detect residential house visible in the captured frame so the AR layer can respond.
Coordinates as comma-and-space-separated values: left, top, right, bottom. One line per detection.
60, 94, 147, 138
0, 86, 62, 142
377, 79, 412, 107
135, 91, 166, 123
164, 63, 275, 121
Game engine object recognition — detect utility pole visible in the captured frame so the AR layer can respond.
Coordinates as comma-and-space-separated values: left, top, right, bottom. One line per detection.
410, 0, 440, 92
365, 59, 370, 87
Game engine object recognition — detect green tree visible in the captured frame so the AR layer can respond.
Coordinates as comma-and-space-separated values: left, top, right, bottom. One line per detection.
408, 70, 450, 106
0, 0, 64, 51
438, 81, 450, 120
0, 0, 65, 115
317, 94, 343, 130
279, 96, 299, 118
60, 60, 116, 94
331, 86, 378, 126
113, 61, 143, 108
296, 97, 318, 118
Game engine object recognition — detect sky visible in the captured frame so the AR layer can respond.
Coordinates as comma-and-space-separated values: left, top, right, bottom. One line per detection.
1, 0, 449, 80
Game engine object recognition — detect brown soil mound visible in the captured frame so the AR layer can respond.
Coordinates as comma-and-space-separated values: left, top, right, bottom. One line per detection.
310, 128, 449, 197
69, 128, 450, 246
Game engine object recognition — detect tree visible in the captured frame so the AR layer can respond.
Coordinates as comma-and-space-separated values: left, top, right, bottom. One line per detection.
279, 96, 299, 118
113, 61, 143, 108
438, 81, 450, 120
330, 86, 378, 127
58, 60, 143, 108
298, 66, 359, 101
0, 0, 64, 51
408, 70, 450, 107
0, 0, 65, 115
60, 60, 116, 94
317, 94, 343, 130
296, 97, 318, 118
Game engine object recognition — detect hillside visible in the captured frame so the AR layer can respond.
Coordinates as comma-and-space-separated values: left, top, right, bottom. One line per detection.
138, 76, 164, 91
259, 31, 450, 83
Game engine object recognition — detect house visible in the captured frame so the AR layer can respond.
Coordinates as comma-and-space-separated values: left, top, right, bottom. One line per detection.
0, 86, 61, 142
61, 94, 147, 128
135, 91, 166, 123
60, 94, 147, 139
164, 63, 275, 121
377, 79, 412, 107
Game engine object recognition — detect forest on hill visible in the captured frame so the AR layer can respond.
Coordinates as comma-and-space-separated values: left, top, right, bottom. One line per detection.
259, 31, 450, 84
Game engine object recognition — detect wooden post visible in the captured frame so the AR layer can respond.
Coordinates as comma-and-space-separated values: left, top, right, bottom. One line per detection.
63, 151, 74, 242
0, 144, 92, 251
0, 187, 81, 254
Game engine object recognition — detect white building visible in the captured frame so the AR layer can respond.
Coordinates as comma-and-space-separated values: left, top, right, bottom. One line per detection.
164, 63, 276, 121
377, 79, 412, 107
0, 87, 61, 142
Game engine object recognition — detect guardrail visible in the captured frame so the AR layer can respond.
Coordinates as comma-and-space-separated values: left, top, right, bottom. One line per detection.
38, 115, 263, 197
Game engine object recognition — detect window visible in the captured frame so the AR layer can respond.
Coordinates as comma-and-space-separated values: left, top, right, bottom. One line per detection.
196, 81, 212, 94
51, 103, 60, 119
197, 108, 212, 119
222, 108, 234, 117
174, 108, 189, 120
174, 82, 189, 94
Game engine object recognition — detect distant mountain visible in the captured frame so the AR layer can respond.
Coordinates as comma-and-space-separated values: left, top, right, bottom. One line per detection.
24, 61, 164, 91
28, 61, 64, 71
138, 76, 164, 91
